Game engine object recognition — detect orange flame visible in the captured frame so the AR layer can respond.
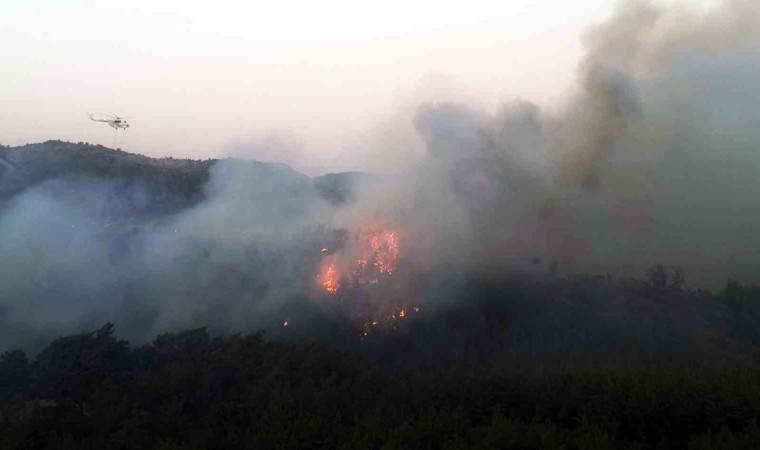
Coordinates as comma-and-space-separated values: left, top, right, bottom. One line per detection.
321, 265, 339, 294
316, 217, 414, 332
359, 228, 400, 275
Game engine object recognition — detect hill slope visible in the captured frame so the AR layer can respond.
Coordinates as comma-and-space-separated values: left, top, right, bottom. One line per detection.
0, 140, 369, 217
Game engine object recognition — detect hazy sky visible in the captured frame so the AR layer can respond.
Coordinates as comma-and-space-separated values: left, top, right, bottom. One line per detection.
1, 0, 713, 174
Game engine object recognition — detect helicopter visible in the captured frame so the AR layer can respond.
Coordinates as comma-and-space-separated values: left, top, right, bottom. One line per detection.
88, 113, 131, 130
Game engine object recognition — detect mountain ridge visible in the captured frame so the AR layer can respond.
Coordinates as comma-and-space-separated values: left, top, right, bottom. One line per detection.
0, 140, 368, 215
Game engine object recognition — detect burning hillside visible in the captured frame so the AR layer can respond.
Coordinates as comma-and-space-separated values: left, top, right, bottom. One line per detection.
311, 217, 422, 335
318, 218, 402, 294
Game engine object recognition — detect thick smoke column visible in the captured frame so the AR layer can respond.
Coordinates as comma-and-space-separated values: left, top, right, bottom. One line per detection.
1, 0, 760, 352
548, 0, 760, 281
356, 0, 760, 283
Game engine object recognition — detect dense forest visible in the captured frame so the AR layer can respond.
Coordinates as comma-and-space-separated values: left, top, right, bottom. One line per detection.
3, 277, 760, 449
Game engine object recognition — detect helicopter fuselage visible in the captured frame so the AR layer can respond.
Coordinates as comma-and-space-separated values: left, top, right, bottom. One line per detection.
106, 120, 129, 130
88, 114, 130, 130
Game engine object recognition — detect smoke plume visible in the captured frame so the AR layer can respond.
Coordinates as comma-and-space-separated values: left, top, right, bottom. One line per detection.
2, 0, 760, 352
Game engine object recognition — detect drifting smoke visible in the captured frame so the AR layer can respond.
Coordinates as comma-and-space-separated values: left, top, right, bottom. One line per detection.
0, 161, 336, 351
2, 0, 760, 352
372, 0, 760, 283
550, 0, 760, 281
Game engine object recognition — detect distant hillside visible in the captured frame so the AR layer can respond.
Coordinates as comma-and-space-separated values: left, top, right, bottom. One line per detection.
0, 141, 370, 217
0, 141, 214, 216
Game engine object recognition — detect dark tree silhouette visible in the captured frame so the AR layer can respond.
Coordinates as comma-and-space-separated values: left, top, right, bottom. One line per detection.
647, 264, 669, 289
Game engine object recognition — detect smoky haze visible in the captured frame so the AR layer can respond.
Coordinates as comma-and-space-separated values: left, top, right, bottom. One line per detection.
1, 0, 760, 353
390, 0, 760, 283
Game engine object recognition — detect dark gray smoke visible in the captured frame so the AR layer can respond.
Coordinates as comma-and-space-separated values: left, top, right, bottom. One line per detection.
2, 0, 760, 352
354, 0, 760, 283
547, 0, 760, 282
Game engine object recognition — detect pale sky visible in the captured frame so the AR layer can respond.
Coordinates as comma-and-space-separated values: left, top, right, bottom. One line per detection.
0, 0, 711, 174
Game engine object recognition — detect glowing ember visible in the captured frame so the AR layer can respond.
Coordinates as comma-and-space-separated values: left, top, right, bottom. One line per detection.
283, 320, 289, 327
357, 305, 422, 337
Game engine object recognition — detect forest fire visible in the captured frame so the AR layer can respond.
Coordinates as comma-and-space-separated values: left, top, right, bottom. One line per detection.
313, 217, 421, 335
317, 219, 402, 295
321, 264, 340, 294
359, 305, 421, 337
353, 224, 401, 282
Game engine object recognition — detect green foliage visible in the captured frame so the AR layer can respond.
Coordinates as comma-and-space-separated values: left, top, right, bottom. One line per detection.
4, 323, 760, 448
32, 323, 131, 401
